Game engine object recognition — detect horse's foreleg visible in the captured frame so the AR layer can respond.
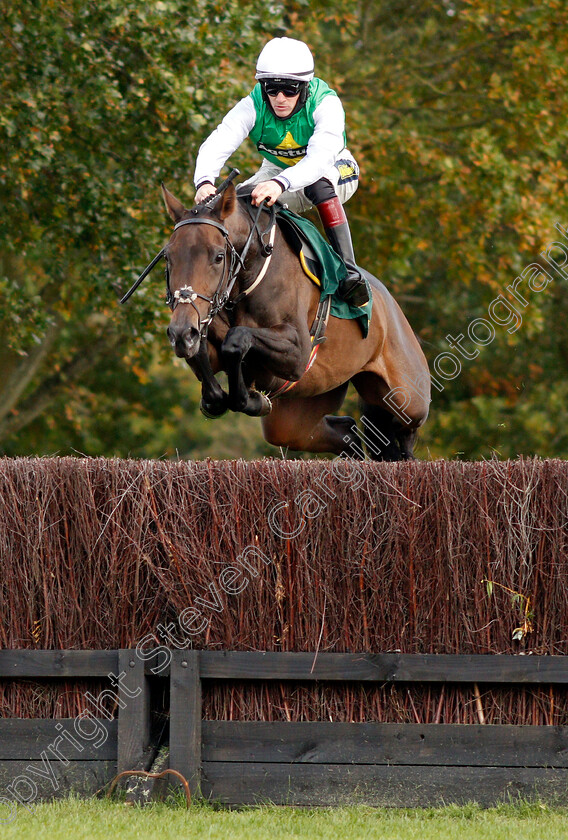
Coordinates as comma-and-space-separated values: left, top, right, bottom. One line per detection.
186, 340, 228, 418
221, 324, 307, 417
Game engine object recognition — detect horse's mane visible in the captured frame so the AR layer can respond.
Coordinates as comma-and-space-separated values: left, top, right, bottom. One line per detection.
189, 185, 264, 225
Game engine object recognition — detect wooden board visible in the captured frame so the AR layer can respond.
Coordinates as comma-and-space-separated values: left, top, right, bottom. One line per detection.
198, 651, 568, 684
3, 650, 565, 684
169, 650, 201, 795
117, 650, 150, 773
0, 719, 117, 760
203, 721, 568, 767
0, 760, 116, 799
200, 762, 568, 807
0, 650, 117, 678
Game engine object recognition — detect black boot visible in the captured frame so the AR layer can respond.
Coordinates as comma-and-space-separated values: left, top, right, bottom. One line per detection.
326, 223, 370, 307
316, 197, 369, 307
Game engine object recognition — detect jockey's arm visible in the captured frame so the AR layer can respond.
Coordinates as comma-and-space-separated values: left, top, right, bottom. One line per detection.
193, 97, 256, 194
274, 95, 347, 194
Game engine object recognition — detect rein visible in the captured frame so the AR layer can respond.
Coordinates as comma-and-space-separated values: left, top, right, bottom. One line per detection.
120, 171, 331, 399
121, 196, 276, 340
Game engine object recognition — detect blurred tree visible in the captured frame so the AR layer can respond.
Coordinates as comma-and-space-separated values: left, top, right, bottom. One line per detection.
2, 0, 568, 459
0, 0, 280, 457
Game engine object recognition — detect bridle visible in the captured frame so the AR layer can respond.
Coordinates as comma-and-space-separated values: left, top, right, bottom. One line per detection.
165, 205, 276, 338
120, 170, 277, 340
166, 215, 240, 339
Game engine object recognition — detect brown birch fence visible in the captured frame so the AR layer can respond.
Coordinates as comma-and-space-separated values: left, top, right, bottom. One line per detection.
0, 456, 567, 725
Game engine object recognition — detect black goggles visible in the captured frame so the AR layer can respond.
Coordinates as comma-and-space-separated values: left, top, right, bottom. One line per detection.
263, 81, 303, 98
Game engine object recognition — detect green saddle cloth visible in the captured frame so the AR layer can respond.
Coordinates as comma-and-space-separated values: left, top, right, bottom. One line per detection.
276, 207, 372, 338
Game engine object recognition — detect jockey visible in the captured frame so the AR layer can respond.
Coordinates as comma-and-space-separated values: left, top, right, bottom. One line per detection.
194, 37, 369, 307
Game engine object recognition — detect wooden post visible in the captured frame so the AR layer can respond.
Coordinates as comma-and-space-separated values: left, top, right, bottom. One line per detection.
169, 649, 201, 796
117, 649, 150, 773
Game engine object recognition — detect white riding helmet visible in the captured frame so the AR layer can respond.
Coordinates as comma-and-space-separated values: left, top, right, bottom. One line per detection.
255, 37, 315, 82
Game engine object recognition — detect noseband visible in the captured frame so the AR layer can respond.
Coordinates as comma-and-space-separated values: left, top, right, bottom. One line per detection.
121, 200, 276, 341
167, 215, 238, 339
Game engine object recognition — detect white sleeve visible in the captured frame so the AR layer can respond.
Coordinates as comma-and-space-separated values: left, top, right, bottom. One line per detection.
282, 95, 347, 192
193, 96, 257, 187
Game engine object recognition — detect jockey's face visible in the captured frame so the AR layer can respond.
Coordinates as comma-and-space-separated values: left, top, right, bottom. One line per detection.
267, 90, 300, 118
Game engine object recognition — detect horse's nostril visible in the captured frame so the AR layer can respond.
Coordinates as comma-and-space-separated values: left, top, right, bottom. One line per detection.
186, 327, 200, 348
167, 323, 200, 357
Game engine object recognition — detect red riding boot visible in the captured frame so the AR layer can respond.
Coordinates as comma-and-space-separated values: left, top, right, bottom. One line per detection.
316, 197, 369, 307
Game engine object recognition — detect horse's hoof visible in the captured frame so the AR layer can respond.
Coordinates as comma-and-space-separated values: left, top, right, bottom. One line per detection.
200, 399, 228, 419
230, 391, 272, 417
256, 392, 273, 417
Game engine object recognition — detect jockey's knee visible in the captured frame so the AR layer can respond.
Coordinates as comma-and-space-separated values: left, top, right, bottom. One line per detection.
304, 178, 336, 206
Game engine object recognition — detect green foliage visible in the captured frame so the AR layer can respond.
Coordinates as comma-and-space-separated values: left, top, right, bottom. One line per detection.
0, 0, 280, 456
2, 0, 568, 458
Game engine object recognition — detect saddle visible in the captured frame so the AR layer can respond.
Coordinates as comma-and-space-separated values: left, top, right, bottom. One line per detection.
276, 207, 372, 338
236, 188, 372, 337
276, 209, 343, 290
236, 186, 341, 287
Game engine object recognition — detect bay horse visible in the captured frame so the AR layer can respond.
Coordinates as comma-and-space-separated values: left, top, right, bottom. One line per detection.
131, 180, 430, 459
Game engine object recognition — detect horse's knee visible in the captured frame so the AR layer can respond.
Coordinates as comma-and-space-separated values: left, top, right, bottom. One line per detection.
221, 327, 252, 362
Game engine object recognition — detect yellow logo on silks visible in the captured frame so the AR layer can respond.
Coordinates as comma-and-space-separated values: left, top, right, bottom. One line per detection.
275, 132, 306, 166
257, 131, 309, 166
337, 162, 355, 179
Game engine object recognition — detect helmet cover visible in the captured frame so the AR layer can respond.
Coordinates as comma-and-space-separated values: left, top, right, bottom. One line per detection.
255, 37, 314, 82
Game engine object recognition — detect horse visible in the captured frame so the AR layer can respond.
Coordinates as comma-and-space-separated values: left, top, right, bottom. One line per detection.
131, 179, 430, 460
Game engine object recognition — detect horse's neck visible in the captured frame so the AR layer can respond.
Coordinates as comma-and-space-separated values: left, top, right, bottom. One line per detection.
233, 202, 319, 323
234, 200, 275, 276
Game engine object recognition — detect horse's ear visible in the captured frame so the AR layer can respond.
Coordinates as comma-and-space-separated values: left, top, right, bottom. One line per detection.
161, 183, 186, 223
217, 182, 237, 221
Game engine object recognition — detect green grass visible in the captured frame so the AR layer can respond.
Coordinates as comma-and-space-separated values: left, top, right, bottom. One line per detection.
1, 798, 568, 840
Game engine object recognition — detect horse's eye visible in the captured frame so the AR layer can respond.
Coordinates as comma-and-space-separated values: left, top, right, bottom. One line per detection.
214, 253, 224, 264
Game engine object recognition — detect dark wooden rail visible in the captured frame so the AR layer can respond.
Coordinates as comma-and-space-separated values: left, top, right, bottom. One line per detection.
168, 651, 568, 806
195, 651, 568, 683
1, 650, 568, 806
0, 650, 147, 798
